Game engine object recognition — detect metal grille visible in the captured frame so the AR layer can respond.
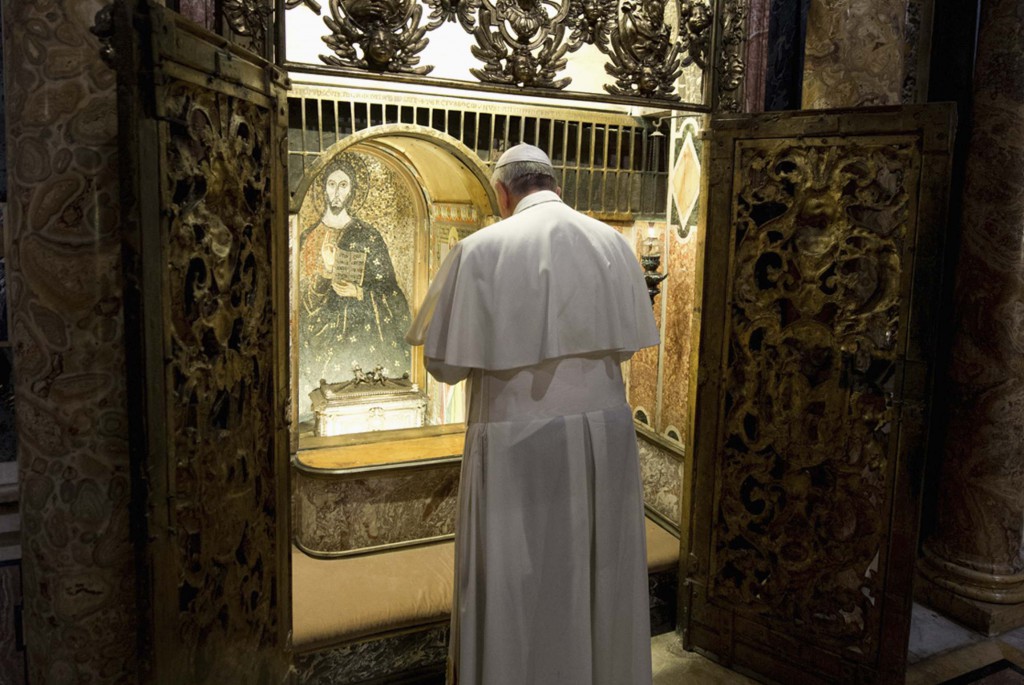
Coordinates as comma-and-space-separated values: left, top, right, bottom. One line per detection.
287, 89, 670, 217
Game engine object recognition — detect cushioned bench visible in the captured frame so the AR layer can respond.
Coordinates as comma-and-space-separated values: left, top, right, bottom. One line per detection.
292, 517, 679, 652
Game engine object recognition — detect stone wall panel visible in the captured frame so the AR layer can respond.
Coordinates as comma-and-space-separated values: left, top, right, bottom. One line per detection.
2, 0, 137, 682
802, 0, 906, 109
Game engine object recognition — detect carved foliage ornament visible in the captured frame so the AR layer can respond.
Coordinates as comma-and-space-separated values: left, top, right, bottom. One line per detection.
712, 138, 916, 650
223, 0, 274, 54
314, 0, 719, 98
604, 0, 682, 99
566, 0, 617, 48
714, 0, 746, 111
468, 0, 572, 89
678, 0, 712, 69
163, 81, 281, 676
321, 0, 433, 74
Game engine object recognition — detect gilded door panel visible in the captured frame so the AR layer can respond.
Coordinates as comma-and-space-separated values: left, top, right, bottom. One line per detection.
683, 106, 954, 684
114, 2, 291, 683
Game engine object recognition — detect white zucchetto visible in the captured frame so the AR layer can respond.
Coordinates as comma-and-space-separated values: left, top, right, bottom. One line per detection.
493, 143, 553, 169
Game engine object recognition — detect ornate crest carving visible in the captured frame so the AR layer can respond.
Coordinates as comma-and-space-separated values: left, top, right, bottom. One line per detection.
424, 0, 471, 28
321, 0, 433, 74
604, 0, 683, 100
678, 0, 713, 69
468, 1, 572, 88
565, 0, 617, 48
283, 0, 740, 104
223, 0, 274, 49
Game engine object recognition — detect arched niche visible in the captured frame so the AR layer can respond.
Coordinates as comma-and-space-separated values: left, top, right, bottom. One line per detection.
290, 126, 498, 441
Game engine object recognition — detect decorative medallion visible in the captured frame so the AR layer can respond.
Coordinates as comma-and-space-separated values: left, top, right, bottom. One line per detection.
604, 0, 684, 100
321, 0, 433, 74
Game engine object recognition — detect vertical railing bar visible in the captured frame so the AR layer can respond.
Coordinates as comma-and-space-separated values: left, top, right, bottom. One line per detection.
300, 96, 308, 155
610, 125, 619, 213
575, 119, 583, 210
641, 127, 650, 213
547, 116, 555, 160
317, 98, 324, 153
601, 123, 610, 213
586, 121, 596, 211
622, 126, 630, 213
565, 117, 573, 196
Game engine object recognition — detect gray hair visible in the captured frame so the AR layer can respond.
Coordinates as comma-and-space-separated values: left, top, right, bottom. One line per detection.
491, 160, 558, 196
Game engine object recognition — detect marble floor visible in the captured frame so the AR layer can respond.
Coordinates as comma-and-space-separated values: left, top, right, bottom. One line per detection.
651, 632, 757, 684
651, 603, 1024, 684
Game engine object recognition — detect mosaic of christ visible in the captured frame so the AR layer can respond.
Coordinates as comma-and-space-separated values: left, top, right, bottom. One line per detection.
296, 150, 416, 421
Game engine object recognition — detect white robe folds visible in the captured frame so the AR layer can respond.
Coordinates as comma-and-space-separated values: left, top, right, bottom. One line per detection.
406, 190, 659, 685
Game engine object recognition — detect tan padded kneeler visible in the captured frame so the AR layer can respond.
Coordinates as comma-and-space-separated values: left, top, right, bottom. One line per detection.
292, 518, 680, 651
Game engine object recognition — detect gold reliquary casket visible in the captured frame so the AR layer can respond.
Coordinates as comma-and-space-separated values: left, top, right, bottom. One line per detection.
309, 365, 427, 437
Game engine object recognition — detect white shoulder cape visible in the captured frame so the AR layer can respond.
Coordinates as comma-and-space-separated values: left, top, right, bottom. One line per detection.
406, 191, 660, 374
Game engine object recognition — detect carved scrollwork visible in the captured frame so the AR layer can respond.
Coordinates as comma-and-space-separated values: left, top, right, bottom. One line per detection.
424, 0, 470, 28
714, 0, 747, 111
565, 0, 617, 49
162, 80, 282, 678
223, 0, 274, 50
678, 0, 713, 69
712, 137, 918, 650
321, 0, 433, 74
468, 1, 571, 88
604, 0, 683, 100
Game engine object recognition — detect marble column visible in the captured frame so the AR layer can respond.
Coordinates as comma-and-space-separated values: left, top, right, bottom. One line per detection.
3, 0, 139, 681
916, 0, 1024, 636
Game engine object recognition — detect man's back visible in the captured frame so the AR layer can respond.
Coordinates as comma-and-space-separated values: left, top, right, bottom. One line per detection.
406, 144, 657, 685
418, 190, 657, 374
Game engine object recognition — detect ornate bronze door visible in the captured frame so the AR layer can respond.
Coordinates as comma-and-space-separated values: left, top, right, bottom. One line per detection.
111, 2, 291, 682
683, 106, 955, 683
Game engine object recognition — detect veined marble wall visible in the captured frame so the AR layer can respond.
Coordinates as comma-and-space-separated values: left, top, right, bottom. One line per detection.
296, 624, 448, 685
628, 218, 662, 427
627, 123, 702, 448
293, 462, 459, 555
637, 435, 683, 532
802, 0, 914, 108
2, 1, 138, 682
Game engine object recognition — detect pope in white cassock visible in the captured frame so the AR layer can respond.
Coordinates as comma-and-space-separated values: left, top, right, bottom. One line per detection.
406, 144, 659, 685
